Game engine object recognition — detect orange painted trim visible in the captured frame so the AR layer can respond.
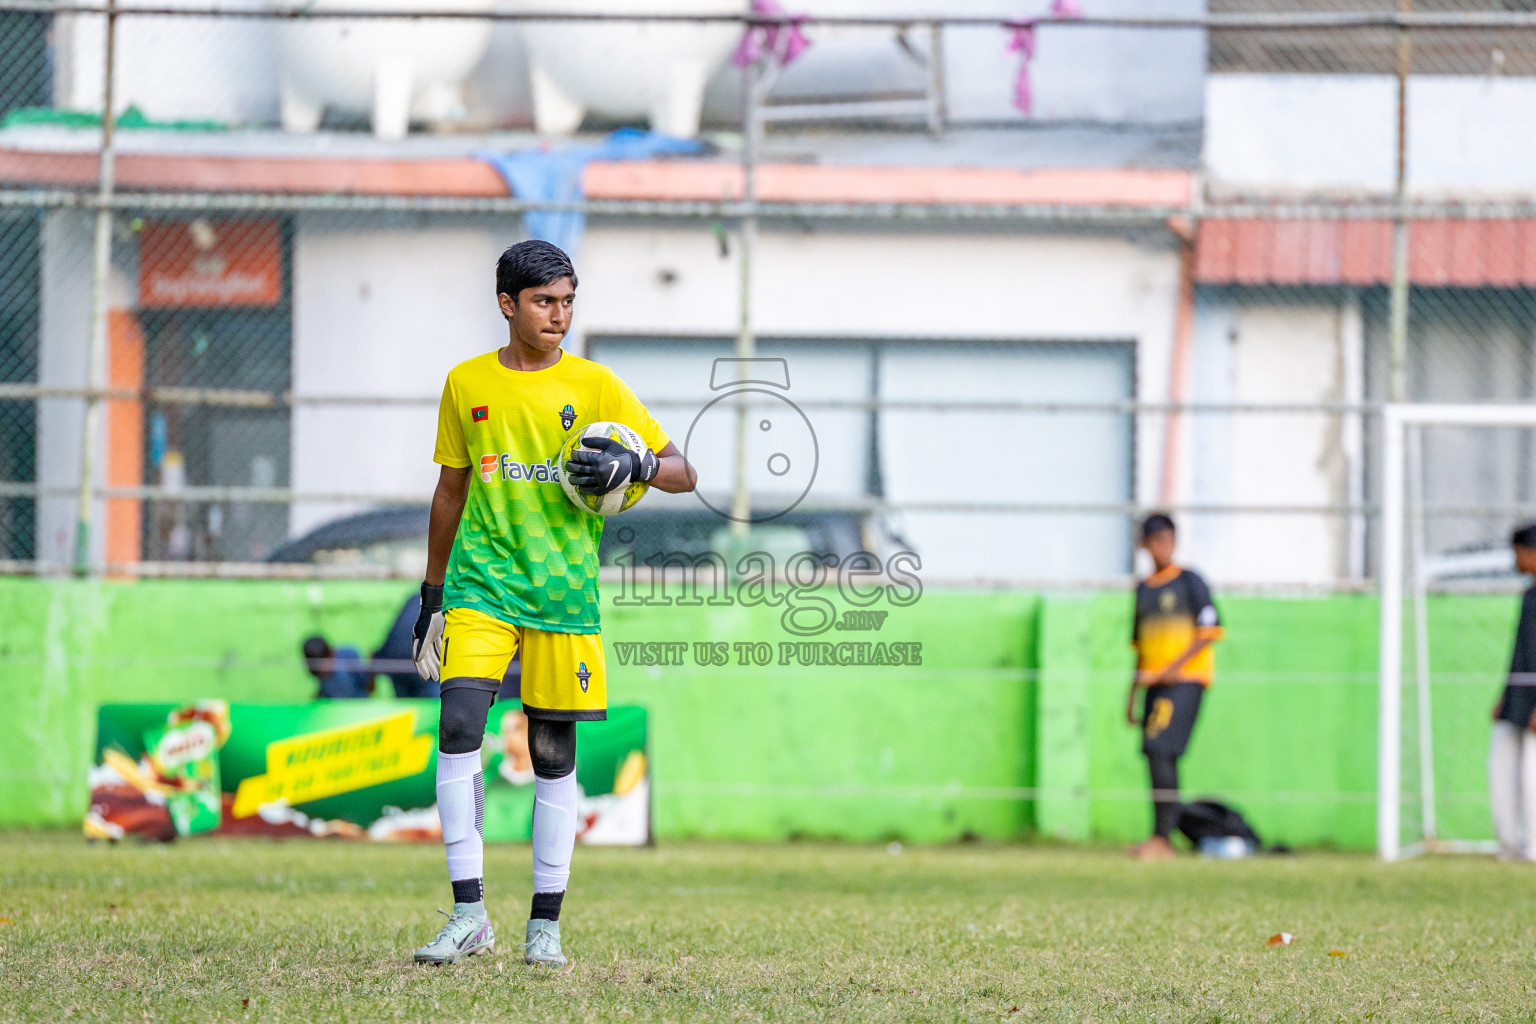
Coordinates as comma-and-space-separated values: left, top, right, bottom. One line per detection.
0, 147, 1194, 207
1159, 233, 1196, 506
105, 310, 144, 569
0, 149, 508, 196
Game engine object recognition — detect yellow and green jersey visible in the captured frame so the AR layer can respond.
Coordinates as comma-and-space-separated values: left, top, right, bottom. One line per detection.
433, 349, 669, 634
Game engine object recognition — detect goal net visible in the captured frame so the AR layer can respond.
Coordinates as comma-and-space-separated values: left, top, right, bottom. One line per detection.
1379, 404, 1536, 860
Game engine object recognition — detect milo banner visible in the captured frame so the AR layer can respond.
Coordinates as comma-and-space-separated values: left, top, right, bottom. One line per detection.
86, 700, 649, 845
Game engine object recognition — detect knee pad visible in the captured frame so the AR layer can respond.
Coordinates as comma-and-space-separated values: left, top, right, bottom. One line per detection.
438, 687, 493, 755
527, 718, 576, 779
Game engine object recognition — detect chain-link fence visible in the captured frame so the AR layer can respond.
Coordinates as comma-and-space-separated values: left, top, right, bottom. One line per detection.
0, 2, 1534, 592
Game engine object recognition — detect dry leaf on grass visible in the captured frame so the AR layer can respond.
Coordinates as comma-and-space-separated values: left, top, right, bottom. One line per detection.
1266, 932, 1294, 946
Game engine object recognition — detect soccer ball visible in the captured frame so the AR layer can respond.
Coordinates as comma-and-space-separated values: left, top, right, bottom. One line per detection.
559, 421, 652, 516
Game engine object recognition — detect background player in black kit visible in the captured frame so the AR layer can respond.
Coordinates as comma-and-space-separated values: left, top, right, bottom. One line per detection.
1125, 513, 1224, 860
1489, 523, 1536, 860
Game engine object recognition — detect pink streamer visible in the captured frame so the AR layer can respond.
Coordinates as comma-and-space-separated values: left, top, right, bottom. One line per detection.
733, 0, 811, 69
1008, 0, 1083, 115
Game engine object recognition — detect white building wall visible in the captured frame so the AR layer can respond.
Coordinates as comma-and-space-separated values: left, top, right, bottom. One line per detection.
34, 210, 134, 569
1206, 74, 1536, 195
289, 214, 522, 536
35, 211, 94, 569
576, 223, 1183, 581
1186, 295, 1354, 586
575, 225, 1180, 447
285, 221, 1182, 580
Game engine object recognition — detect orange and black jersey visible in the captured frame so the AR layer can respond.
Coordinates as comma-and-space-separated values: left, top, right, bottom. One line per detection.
1132, 566, 1224, 685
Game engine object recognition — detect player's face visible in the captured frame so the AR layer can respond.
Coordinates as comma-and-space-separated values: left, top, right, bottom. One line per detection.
500, 277, 575, 353
1143, 530, 1176, 570
1516, 545, 1536, 576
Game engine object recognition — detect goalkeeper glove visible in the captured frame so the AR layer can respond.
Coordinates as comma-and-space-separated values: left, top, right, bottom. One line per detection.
412, 582, 445, 682
564, 436, 658, 495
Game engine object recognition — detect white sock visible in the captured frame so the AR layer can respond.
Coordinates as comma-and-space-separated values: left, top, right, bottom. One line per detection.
437, 749, 484, 886
532, 770, 578, 896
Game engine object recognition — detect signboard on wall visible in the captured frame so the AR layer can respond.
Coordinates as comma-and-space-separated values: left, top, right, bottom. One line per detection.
138, 218, 282, 307
86, 701, 650, 845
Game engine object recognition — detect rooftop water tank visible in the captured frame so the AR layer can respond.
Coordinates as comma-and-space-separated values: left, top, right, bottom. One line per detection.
509, 0, 747, 137
271, 0, 494, 139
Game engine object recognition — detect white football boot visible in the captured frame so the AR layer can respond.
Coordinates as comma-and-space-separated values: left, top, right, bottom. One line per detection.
413, 905, 495, 964
523, 919, 567, 967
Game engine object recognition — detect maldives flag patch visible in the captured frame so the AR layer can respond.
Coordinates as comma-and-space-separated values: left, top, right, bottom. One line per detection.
471, 406, 488, 422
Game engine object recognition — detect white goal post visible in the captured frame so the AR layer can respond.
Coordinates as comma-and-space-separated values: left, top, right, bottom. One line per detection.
1378, 403, 1536, 861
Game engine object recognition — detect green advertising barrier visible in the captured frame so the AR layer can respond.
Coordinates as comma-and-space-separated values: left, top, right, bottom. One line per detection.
0, 577, 1519, 849
88, 700, 649, 844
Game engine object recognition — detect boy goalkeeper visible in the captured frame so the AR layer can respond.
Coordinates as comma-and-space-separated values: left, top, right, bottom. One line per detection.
409, 240, 695, 966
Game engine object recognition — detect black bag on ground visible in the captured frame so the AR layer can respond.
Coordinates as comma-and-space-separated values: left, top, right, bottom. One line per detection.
1176, 800, 1262, 848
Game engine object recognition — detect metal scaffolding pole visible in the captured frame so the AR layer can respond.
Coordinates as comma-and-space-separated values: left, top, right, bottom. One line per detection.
730, 57, 764, 536
1388, 0, 1413, 403
73, 0, 118, 576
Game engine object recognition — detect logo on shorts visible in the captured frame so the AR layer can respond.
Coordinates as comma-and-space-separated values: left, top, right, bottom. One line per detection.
472, 405, 489, 423
560, 404, 576, 430
575, 662, 591, 693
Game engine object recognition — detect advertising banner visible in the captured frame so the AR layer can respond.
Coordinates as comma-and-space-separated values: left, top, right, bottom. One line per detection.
87, 700, 648, 845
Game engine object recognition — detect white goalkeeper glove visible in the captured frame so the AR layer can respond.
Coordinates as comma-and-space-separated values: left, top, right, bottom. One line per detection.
412, 582, 445, 682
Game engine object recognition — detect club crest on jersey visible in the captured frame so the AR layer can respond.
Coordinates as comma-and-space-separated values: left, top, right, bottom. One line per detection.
472, 405, 489, 423
576, 662, 591, 693
560, 404, 576, 430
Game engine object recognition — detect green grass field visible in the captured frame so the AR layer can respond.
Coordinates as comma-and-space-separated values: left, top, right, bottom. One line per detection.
4, 833, 1536, 1022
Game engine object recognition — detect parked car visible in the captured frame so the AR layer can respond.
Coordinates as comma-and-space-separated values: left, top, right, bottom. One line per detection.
264, 502, 911, 571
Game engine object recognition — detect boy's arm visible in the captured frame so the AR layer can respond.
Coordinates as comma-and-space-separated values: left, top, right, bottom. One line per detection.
425, 465, 471, 585
649, 440, 696, 494
1149, 636, 1216, 685
586, 371, 695, 494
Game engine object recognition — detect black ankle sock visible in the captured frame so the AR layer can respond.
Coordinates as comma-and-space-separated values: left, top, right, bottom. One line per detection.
452, 878, 483, 904
530, 890, 564, 921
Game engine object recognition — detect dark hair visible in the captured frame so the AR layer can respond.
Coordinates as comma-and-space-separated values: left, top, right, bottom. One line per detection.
1141, 513, 1176, 541
302, 636, 331, 661
496, 240, 577, 303
1513, 523, 1536, 549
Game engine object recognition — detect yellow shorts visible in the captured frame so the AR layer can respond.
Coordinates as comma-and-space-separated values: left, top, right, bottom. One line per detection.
441, 607, 607, 721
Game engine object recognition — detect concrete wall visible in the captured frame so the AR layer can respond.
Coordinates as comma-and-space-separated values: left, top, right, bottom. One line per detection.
1206, 74, 1536, 196
1184, 290, 1362, 586
33, 209, 137, 568
576, 222, 1184, 543
283, 220, 1183, 580
288, 213, 522, 537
